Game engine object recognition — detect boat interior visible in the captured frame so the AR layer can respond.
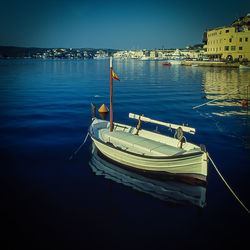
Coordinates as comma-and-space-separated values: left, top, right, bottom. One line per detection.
90, 119, 202, 157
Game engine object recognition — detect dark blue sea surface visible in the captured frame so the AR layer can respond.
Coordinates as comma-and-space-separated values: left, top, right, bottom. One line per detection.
0, 59, 249, 250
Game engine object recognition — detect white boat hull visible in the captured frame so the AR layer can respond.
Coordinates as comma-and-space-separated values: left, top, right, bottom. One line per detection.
239, 64, 250, 69
89, 144, 207, 207
89, 119, 207, 183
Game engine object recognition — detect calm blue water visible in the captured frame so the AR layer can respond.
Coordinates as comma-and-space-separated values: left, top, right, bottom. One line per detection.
0, 59, 249, 249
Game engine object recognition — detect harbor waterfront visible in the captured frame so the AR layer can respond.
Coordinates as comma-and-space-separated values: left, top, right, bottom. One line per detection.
0, 59, 249, 249
181, 61, 240, 67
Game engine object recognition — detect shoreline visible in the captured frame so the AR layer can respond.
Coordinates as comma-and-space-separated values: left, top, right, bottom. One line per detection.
181, 61, 240, 67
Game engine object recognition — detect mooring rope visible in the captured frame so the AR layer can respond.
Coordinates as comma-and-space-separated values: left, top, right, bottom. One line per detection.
207, 153, 249, 214
193, 89, 240, 109
193, 85, 250, 110
69, 132, 89, 160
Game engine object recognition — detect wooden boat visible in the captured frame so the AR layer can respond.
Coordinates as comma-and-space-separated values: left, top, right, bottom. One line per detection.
89, 144, 206, 207
162, 62, 171, 66
89, 58, 208, 184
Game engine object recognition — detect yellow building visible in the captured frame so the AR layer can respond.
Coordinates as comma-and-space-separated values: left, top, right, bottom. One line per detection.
203, 13, 250, 61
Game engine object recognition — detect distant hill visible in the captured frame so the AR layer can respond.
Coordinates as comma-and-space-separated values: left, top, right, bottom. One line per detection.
0, 46, 119, 58
0, 46, 48, 58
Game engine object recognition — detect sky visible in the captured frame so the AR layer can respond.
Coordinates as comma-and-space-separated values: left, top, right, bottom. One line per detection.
0, 0, 250, 50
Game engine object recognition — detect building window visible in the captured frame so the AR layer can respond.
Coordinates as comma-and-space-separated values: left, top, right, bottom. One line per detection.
239, 47, 243, 50
225, 46, 229, 51
240, 38, 242, 42
246, 37, 248, 42
229, 38, 232, 42
226, 30, 229, 33
231, 46, 236, 51
239, 55, 242, 58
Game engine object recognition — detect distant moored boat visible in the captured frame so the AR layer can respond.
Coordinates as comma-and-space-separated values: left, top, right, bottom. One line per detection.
239, 64, 250, 70
162, 62, 171, 66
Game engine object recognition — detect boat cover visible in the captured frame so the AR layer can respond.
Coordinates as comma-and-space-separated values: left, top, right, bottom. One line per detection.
99, 129, 185, 156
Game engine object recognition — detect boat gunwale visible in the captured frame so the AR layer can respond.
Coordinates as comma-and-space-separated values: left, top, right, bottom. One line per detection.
88, 121, 205, 160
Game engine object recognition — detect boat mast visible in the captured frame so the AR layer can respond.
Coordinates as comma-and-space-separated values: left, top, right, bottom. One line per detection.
110, 57, 113, 132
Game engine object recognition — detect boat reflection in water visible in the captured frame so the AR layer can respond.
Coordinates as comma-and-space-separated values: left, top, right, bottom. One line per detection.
89, 144, 206, 208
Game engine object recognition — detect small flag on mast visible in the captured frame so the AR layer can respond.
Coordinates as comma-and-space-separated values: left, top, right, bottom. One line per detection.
112, 71, 120, 81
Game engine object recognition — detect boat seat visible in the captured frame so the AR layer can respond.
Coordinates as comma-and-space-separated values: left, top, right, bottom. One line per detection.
99, 129, 185, 156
